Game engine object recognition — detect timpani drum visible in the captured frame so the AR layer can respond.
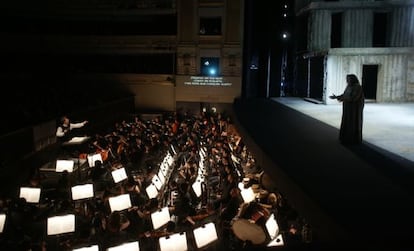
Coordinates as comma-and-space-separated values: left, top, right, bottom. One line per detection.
231, 203, 270, 245
231, 218, 267, 245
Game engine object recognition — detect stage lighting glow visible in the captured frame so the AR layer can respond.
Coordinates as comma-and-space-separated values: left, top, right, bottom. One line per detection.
209, 68, 216, 75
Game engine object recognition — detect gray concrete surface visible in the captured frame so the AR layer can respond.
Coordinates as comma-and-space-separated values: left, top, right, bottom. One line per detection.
273, 97, 414, 163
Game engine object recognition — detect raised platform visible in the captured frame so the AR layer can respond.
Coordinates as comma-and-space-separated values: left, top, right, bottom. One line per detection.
233, 97, 414, 250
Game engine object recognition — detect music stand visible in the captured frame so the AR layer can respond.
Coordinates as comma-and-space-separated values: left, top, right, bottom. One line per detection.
146, 184, 158, 199
19, 187, 41, 203
0, 214, 6, 233
160, 164, 168, 177
152, 175, 163, 190
192, 180, 202, 198
193, 222, 218, 248
87, 153, 103, 167
159, 232, 187, 251
63, 136, 90, 146
71, 184, 94, 201
170, 145, 177, 155
267, 234, 284, 247
165, 153, 173, 165
56, 159, 74, 173
47, 214, 75, 235
151, 207, 170, 230
240, 187, 256, 203
157, 169, 165, 184
72, 244, 99, 251
111, 167, 128, 183
265, 213, 279, 240
108, 194, 132, 212
107, 241, 140, 251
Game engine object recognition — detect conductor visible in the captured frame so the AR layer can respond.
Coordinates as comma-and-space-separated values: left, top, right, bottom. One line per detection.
56, 115, 88, 142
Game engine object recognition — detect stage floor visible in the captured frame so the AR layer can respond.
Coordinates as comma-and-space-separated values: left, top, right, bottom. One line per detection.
233, 97, 414, 248
272, 97, 414, 163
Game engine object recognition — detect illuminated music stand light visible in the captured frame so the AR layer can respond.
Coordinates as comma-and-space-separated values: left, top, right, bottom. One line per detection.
72, 245, 99, 251
47, 214, 75, 235
0, 214, 6, 233
192, 180, 202, 198
151, 207, 170, 230
19, 187, 41, 203
157, 169, 165, 184
159, 232, 187, 251
160, 164, 168, 177
267, 234, 284, 247
146, 184, 158, 199
193, 222, 218, 248
240, 187, 256, 203
107, 241, 140, 251
108, 194, 131, 212
56, 159, 74, 173
152, 175, 163, 190
65, 136, 89, 145
71, 184, 94, 201
87, 153, 103, 167
111, 167, 128, 183
265, 213, 279, 240
170, 145, 177, 155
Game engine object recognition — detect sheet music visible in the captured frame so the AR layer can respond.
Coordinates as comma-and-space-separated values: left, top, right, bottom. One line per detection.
87, 153, 103, 167
151, 207, 170, 230
56, 159, 74, 173
146, 184, 158, 199
108, 194, 132, 212
265, 213, 279, 239
107, 241, 140, 251
152, 175, 163, 190
72, 245, 99, 251
71, 184, 94, 200
19, 187, 41, 203
193, 222, 218, 248
111, 168, 128, 183
159, 232, 187, 251
47, 214, 75, 235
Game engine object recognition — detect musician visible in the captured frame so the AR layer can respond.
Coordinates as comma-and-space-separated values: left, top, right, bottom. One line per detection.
56, 115, 88, 142
219, 187, 242, 222
213, 172, 238, 210
171, 182, 197, 225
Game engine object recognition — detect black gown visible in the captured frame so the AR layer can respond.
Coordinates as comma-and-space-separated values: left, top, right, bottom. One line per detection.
338, 83, 365, 144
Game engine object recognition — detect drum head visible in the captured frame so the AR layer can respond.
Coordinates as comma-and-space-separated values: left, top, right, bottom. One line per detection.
231, 219, 266, 245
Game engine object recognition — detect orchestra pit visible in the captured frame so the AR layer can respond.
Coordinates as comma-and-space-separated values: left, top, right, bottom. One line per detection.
0, 110, 313, 251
